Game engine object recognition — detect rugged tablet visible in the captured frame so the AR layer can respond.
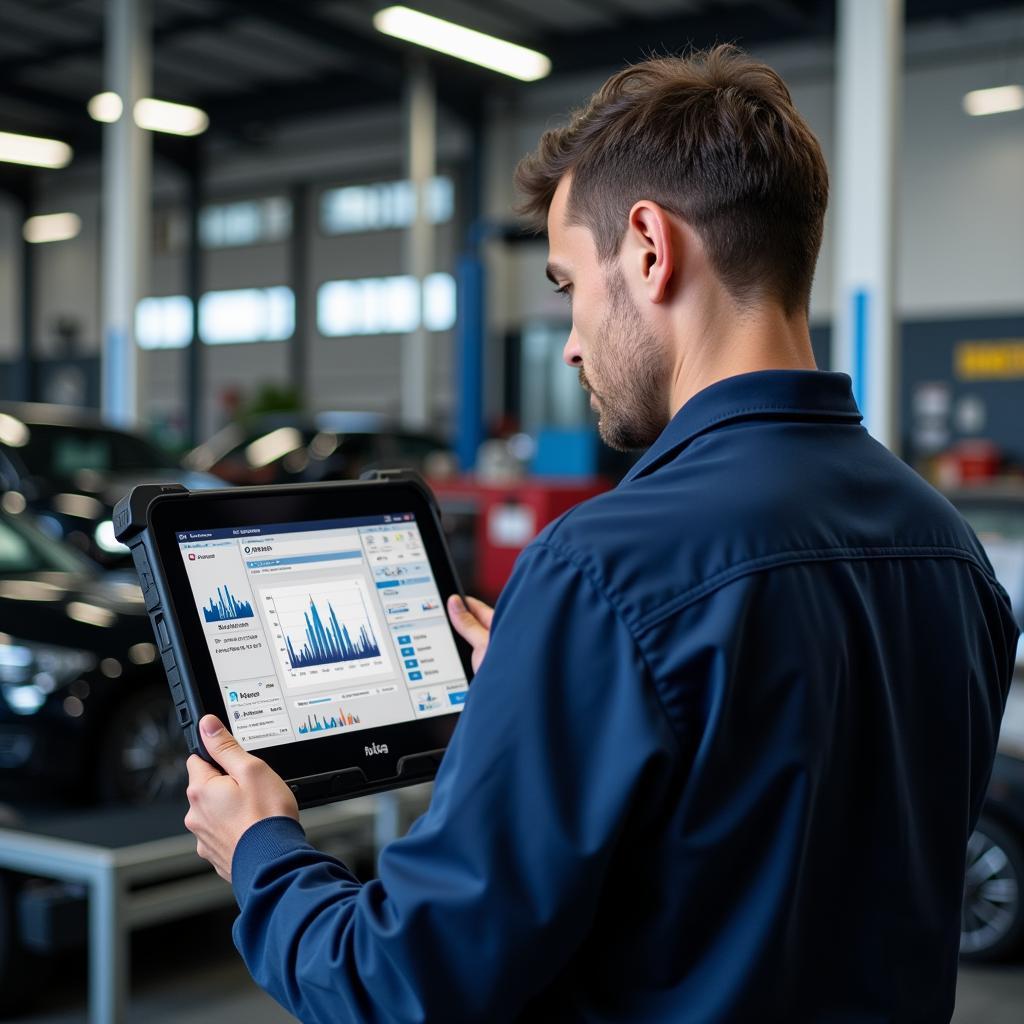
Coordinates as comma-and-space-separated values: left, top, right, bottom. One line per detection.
113, 471, 474, 807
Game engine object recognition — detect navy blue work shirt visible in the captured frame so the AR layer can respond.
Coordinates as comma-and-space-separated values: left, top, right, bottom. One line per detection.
231, 370, 1019, 1023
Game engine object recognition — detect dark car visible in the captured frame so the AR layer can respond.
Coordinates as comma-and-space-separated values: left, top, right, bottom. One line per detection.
0, 402, 223, 568
951, 486, 1024, 962
0, 503, 183, 806
183, 410, 454, 487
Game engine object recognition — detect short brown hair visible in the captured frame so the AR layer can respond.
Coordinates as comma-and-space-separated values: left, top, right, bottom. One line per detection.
515, 45, 829, 315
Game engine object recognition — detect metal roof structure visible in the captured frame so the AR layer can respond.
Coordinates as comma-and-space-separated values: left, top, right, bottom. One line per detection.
0, 0, 1021, 183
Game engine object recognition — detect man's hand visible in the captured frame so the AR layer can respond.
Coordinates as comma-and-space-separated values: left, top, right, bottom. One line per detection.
447, 594, 493, 672
185, 715, 299, 882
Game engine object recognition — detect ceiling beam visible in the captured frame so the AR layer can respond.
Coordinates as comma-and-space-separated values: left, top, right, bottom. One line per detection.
540, 2, 831, 74
199, 71, 398, 130
0, 8, 238, 85
0, 80, 95, 149
217, 0, 403, 89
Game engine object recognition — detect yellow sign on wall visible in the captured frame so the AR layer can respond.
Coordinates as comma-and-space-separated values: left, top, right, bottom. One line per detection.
955, 340, 1024, 380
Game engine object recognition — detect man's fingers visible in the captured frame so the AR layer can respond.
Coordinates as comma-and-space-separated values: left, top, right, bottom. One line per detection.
447, 594, 489, 648
186, 752, 221, 787
199, 715, 258, 779
464, 596, 494, 628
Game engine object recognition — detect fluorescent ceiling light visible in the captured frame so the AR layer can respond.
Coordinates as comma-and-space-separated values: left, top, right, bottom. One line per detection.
963, 84, 1024, 117
0, 130, 72, 169
90, 93, 209, 135
134, 97, 208, 136
88, 91, 123, 123
373, 5, 550, 82
23, 212, 81, 244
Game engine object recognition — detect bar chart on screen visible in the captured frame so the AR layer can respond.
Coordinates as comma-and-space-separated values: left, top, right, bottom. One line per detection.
202, 583, 254, 622
262, 578, 392, 684
296, 705, 363, 734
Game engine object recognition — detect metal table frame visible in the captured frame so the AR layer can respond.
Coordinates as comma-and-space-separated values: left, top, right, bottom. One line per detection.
0, 792, 408, 1023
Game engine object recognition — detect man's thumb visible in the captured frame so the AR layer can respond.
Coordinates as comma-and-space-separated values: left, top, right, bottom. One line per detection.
200, 715, 251, 775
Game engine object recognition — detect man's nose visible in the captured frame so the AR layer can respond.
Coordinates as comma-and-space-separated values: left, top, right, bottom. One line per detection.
562, 329, 582, 368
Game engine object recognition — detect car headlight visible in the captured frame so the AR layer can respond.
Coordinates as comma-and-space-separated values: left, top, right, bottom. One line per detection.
94, 519, 130, 555
0, 633, 96, 716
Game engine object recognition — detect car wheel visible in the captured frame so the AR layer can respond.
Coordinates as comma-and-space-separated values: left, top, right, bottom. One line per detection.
960, 815, 1024, 962
97, 687, 187, 805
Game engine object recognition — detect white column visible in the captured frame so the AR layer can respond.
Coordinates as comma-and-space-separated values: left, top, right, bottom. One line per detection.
101, 0, 152, 428
401, 60, 436, 430
833, 0, 903, 451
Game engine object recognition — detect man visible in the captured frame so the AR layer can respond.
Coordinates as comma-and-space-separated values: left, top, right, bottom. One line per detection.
185, 46, 1019, 1022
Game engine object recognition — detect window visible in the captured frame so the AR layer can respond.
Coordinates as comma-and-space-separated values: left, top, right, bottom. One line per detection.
199, 287, 295, 345
316, 273, 457, 337
135, 295, 192, 349
318, 277, 417, 336
136, 287, 297, 346
199, 197, 291, 248
319, 176, 453, 234
422, 272, 457, 332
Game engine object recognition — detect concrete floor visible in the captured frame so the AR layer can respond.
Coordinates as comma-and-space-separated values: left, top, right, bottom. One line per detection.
6, 907, 1022, 1023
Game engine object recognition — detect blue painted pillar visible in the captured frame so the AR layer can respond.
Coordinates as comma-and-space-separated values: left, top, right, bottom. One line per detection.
455, 250, 485, 471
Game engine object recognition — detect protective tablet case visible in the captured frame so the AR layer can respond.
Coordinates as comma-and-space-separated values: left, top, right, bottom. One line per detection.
112, 470, 470, 807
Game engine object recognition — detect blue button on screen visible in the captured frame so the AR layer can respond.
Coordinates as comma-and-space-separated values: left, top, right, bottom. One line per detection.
404, 659, 419, 669
408, 671, 423, 681
400, 646, 416, 657
448, 691, 468, 705
397, 635, 412, 645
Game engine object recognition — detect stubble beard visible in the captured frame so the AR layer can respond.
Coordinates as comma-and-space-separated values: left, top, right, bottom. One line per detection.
579, 269, 669, 452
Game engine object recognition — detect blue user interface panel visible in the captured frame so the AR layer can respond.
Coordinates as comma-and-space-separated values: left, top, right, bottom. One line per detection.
176, 513, 469, 751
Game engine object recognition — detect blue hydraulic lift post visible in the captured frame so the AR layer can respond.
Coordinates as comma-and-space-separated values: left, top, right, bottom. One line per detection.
454, 111, 486, 472
456, 246, 485, 471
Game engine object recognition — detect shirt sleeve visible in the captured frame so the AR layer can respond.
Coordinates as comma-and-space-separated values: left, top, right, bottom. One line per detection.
231, 540, 679, 1024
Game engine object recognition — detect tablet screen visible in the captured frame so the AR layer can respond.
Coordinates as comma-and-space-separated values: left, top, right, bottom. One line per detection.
175, 512, 469, 751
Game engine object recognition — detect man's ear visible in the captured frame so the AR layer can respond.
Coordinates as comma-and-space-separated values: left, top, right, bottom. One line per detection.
625, 200, 675, 304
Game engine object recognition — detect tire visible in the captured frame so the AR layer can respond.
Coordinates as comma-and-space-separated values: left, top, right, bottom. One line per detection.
960, 815, 1024, 962
97, 687, 187, 805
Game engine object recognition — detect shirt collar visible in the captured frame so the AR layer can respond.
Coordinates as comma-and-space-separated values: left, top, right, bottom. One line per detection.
623, 369, 863, 483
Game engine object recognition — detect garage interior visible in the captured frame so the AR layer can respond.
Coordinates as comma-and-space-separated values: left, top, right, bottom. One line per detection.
0, 0, 1022, 1021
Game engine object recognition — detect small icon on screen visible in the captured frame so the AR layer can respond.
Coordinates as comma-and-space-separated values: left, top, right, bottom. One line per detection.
229, 691, 238, 702
188, 552, 196, 561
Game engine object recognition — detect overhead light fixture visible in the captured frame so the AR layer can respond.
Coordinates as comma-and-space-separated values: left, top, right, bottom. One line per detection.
373, 5, 551, 82
134, 97, 208, 136
0, 130, 72, 169
88, 92, 209, 135
88, 91, 123, 123
963, 84, 1024, 117
23, 212, 82, 244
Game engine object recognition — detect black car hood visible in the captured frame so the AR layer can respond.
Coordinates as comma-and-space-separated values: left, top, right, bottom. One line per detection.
0, 571, 151, 653
94, 469, 224, 511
